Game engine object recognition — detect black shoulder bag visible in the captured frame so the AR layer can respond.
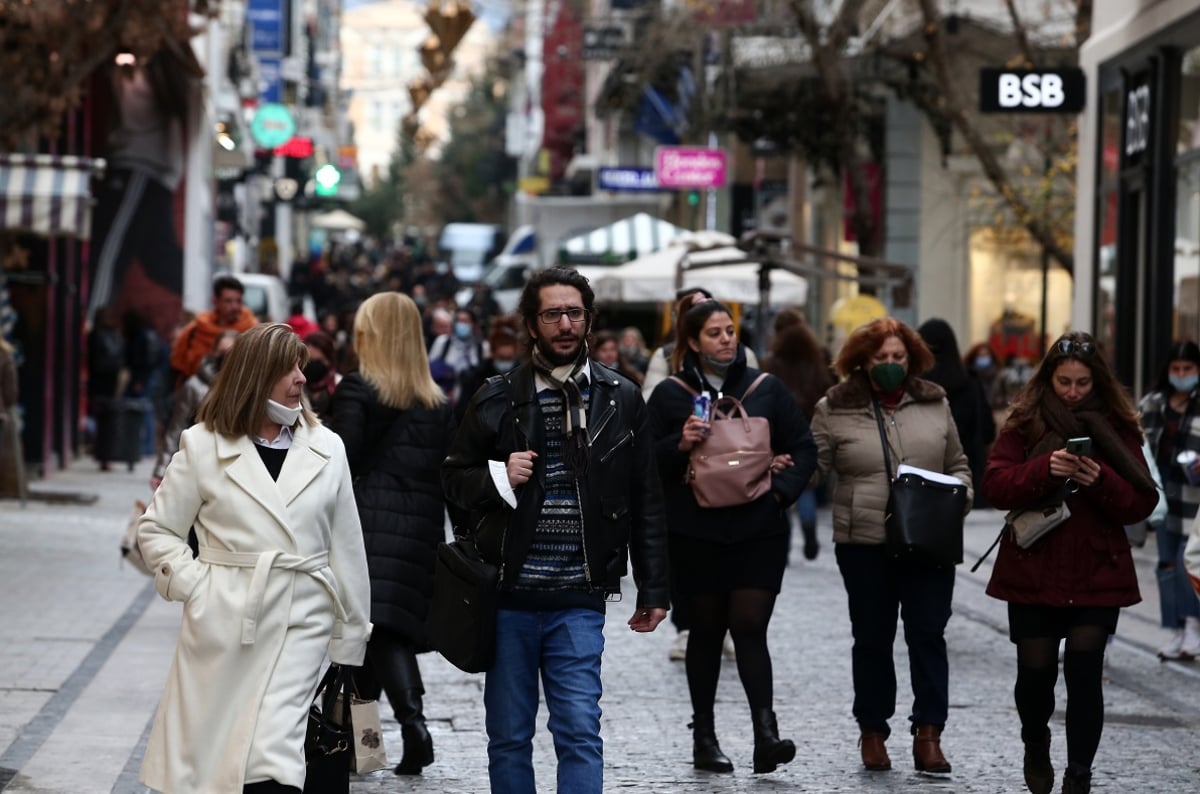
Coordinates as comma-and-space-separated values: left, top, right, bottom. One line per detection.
304, 663, 353, 794
873, 399, 967, 567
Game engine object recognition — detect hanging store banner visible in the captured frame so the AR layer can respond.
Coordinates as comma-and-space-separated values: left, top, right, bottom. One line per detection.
655, 147, 727, 189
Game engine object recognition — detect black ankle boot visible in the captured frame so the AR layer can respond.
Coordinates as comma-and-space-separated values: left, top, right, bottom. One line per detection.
801, 521, 819, 560
751, 708, 796, 774
690, 714, 733, 772
1022, 728, 1053, 794
393, 689, 434, 775
1061, 764, 1091, 794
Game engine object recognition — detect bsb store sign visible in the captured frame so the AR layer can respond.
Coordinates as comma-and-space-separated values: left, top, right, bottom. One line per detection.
978, 68, 1086, 114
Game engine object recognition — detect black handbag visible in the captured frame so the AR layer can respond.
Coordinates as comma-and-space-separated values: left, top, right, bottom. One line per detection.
428, 538, 499, 674
873, 400, 967, 567
303, 663, 353, 794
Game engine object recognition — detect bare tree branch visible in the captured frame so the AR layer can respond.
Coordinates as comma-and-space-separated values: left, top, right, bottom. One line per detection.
914, 0, 1074, 273
1003, 0, 1036, 68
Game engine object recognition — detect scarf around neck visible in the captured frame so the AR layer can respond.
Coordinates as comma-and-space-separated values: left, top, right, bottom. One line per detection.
1034, 392, 1156, 494
531, 342, 590, 477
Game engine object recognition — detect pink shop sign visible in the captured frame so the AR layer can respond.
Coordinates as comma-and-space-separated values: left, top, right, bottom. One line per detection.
654, 146, 728, 189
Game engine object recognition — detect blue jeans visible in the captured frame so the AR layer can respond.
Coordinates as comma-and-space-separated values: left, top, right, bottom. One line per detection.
1156, 527, 1200, 628
484, 608, 605, 794
835, 543, 955, 737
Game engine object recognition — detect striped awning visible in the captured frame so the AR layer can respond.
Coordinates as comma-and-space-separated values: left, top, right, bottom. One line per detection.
559, 212, 685, 264
0, 154, 105, 240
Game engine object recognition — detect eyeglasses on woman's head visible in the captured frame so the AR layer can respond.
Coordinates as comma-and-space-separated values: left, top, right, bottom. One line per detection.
537, 307, 589, 325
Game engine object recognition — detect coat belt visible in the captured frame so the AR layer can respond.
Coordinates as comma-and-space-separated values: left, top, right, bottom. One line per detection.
198, 547, 347, 645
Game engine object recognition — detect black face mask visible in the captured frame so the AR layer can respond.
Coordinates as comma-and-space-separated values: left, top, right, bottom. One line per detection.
303, 360, 330, 382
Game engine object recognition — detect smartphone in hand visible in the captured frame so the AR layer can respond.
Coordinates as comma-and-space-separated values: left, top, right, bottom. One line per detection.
1066, 436, 1092, 457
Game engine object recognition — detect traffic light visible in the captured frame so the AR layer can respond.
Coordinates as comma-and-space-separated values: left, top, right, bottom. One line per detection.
314, 163, 341, 197
687, 190, 700, 207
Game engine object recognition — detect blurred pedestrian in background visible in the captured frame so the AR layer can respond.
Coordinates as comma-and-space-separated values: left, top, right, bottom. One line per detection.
647, 299, 815, 775
983, 331, 1157, 794
169, 275, 257, 383
87, 306, 126, 470
301, 331, 341, 423
764, 312, 834, 560
137, 322, 371, 793
331, 292, 453, 776
919, 319, 996, 509
618, 326, 650, 378
964, 341, 1004, 410
1138, 340, 1200, 660
809, 317, 971, 775
642, 287, 714, 399
150, 330, 237, 490
592, 329, 645, 385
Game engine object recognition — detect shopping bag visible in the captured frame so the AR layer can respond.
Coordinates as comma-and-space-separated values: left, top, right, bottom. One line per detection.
332, 692, 388, 773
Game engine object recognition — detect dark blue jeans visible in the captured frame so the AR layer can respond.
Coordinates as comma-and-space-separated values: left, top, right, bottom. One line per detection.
835, 543, 955, 737
484, 608, 605, 794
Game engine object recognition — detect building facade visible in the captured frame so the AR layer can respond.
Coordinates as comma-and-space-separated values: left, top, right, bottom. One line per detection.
1077, 0, 1200, 395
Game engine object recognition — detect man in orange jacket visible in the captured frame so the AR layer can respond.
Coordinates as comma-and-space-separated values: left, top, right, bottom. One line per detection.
170, 275, 258, 380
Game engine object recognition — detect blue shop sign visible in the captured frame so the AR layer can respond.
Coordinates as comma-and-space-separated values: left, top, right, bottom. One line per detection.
597, 167, 662, 192
248, 0, 285, 55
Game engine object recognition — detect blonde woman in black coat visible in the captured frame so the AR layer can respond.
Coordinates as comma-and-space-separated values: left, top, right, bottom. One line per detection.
331, 292, 453, 776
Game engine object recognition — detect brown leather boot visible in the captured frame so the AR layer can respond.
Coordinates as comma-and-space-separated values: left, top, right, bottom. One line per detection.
912, 724, 951, 774
859, 731, 891, 771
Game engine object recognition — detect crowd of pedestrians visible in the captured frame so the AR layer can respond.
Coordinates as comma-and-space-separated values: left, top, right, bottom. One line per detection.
118, 256, 1200, 794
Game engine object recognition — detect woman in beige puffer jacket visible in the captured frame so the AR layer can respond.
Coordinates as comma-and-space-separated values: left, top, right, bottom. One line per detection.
809, 317, 971, 778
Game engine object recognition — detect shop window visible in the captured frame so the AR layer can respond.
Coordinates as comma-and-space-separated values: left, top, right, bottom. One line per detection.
1175, 158, 1200, 341
1101, 87, 1122, 180
1096, 187, 1119, 360
1179, 47, 1200, 155
968, 227, 1072, 367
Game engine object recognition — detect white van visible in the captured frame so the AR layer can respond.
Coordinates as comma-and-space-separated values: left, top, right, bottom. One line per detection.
438, 223, 505, 284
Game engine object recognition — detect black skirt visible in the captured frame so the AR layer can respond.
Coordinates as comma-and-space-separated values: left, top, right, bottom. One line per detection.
1007, 603, 1120, 643
669, 532, 788, 596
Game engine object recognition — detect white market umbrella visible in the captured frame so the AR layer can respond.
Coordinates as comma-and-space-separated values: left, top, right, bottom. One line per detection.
310, 209, 366, 232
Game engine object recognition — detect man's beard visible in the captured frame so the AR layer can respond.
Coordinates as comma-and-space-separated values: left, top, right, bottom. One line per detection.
535, 332, 583, 367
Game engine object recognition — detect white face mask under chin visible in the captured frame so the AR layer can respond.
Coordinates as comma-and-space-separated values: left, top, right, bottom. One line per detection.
266, 399, 302, 426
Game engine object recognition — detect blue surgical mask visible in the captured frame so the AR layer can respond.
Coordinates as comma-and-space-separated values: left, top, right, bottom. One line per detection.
1170, 373, 1199, 393
493, 359, 516, 372
453, 322, 472, 340
974, 355, 993, 370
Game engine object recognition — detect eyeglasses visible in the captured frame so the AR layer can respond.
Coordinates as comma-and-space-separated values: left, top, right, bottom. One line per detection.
537, 307, 589, 325
1055, 339, 1096, 357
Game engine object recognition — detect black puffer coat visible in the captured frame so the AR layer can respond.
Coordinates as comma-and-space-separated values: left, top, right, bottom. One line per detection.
331, 372, 453, 649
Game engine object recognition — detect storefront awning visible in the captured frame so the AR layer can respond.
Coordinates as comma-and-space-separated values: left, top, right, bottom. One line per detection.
0, 154, 105, 240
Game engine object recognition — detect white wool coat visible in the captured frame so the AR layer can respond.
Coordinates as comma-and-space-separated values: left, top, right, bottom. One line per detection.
137, 421, 371, 793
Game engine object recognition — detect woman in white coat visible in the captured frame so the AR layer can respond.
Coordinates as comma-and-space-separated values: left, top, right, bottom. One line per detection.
138, 322, 372, 794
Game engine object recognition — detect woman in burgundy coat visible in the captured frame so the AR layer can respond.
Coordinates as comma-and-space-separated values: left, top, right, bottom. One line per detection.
982, 332, 1158, 794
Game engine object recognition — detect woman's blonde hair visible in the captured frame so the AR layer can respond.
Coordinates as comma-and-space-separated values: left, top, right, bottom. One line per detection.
196, 323, 316, 436
354, 292, 446, 409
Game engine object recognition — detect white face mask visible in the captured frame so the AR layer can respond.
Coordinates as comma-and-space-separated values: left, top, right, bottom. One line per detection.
266, 399, 302, 426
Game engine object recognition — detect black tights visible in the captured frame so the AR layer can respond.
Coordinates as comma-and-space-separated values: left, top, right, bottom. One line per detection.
1014, 624, 1108, 769
685, 588, 777, 716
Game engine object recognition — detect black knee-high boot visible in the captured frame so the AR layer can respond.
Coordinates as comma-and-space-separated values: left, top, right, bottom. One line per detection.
369, 633, 434, 775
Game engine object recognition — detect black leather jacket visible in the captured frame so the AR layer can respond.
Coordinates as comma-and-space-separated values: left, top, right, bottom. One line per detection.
442, 360, 669, 609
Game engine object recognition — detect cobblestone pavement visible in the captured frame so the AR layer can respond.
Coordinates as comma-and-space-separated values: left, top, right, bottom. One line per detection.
3, 459, 1200, 792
